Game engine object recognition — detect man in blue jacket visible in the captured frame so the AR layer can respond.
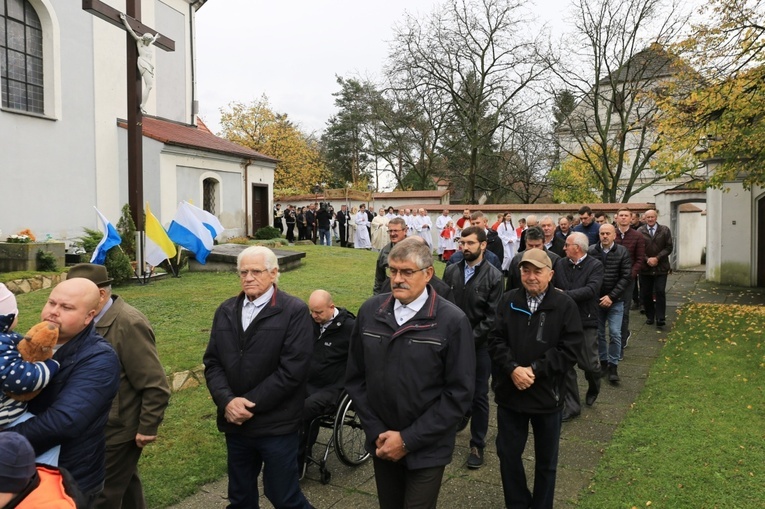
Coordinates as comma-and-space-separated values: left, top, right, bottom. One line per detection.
6, 278, 120, 508
346, 237, 475, 509
204, 246, 314, 509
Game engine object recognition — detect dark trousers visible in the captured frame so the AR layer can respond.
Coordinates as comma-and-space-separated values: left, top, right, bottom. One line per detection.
338, 225, 347, 247
372, 457, 445, 509
563, 327, 599, 415
496, 405, 562, 509
95, 439, 146, 509
300, 389, 341, 461
285, 223, 295, 242
225, 432, 312, 509
469, 346, 491, 450
639, 273, 668, 322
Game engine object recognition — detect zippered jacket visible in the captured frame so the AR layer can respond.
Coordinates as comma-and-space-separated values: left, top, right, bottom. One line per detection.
443, 260, 503, 349
345, 287, 475, 470
489, 288, 581, 414
204, 287, 313, 437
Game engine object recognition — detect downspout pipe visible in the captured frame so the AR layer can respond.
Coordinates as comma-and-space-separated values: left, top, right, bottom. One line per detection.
242, 159, 252, 236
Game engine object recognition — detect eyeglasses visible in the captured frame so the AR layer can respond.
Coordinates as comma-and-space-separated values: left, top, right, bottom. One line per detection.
387, 267, 430, 279
388, 229, 404, 234
239, 268, 270, 278
458, 240, 480, 247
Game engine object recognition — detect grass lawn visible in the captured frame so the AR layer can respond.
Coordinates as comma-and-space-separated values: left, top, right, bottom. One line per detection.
577, 303, 765, 509
14, 245, 381, 374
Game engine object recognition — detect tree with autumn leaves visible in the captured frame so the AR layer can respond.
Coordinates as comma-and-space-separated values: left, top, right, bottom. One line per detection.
657, 0, 765, 190
218, 97, 331, 196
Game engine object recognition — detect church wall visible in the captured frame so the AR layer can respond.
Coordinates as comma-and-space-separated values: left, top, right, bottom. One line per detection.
155, 0, 188, 122
0, 0, 99, 243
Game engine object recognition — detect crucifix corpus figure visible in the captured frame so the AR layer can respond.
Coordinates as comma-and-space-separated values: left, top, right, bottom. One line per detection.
120, 12, 158, 114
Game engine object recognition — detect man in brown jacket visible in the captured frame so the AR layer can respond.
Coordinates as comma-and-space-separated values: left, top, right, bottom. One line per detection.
67, 264, 170, 509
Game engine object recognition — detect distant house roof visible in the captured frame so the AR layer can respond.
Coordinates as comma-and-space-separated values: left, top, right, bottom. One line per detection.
275, 189, 450, 202
600, 43, 689, 84
117, 116, 278, 163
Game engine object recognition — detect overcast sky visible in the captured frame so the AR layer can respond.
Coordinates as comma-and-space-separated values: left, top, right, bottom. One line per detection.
195, 0, 573, 136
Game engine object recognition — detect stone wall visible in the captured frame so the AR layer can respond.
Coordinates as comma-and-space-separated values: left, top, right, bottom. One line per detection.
2, 273, 66, 295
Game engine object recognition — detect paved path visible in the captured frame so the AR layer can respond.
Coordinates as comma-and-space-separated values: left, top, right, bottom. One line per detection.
167, 271, 765, 509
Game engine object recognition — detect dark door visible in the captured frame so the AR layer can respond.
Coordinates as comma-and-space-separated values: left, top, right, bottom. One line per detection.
758, 197, 765, 287
251, 185, 269, 235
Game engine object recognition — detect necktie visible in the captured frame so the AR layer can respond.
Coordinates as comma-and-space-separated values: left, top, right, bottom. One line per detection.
649, 226, 655, 237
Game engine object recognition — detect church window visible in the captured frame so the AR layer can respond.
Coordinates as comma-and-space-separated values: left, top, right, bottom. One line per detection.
203, 178, 217, 215
0, 0, 43, 113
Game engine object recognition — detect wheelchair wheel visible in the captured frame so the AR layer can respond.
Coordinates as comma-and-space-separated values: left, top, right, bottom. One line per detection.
333, 393, 371, 466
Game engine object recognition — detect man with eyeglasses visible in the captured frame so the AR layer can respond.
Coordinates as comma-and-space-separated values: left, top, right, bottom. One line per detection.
347, 238, 475, 509
373, 217, 408, 295
204, 246, 315, 509
442, 226, 503, 470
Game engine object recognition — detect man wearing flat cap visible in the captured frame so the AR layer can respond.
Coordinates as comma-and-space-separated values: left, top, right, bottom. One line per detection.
488, 249, 582, 509
66, 263, 170, 509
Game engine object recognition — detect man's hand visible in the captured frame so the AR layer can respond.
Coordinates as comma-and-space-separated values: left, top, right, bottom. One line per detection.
647, 256, 659, 267
599, 295, 613, 308
375, 430, 408, 461
224, 397, 255, 425
511, 366, 535, 391
135, 434, 157, 448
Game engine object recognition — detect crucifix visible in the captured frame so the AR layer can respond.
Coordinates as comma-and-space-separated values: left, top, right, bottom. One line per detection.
82, 0, 174, 274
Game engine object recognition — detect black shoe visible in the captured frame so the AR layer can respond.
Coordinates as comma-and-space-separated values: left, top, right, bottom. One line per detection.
467, 447, 483, 469
562, 410, 580, 422
645, 319, 654, 325
608, 364, 620, 384
457, 415, 470, 432
586, 380, 600, 406
656, 319, 666, 327
639, 308, 646, 315
600, 360, 608, 374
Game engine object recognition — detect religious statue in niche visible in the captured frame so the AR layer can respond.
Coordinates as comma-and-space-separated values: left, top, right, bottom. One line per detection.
120, 13, 159, 114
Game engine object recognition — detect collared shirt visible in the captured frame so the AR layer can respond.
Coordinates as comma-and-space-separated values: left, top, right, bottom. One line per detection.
527, 290, 547, 314
394, 288, 429, 326
571, 253, 588, 266
464, 262, 478, 284
242, 285, 274, 330
93, 295, 114, 324
648, 225, 656, 236
319, 308, 340, 337
600, 244, 611, 255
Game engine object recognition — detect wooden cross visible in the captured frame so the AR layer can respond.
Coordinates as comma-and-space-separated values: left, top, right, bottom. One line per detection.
82, 0, 174, 273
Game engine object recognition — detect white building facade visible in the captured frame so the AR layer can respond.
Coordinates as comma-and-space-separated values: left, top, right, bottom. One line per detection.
1, 0, 273, 245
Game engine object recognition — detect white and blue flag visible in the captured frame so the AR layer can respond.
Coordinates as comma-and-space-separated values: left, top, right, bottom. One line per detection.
183, 201, 225, 240
167, 201, 220, 264
90, 207, 122, 265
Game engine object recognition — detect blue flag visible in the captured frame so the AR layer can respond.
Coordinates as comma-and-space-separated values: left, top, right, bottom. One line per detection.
90, 208, 122, 265
167, 202, 215, 264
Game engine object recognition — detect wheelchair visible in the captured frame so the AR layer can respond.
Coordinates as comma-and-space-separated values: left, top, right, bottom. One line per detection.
302, 391, 370, 484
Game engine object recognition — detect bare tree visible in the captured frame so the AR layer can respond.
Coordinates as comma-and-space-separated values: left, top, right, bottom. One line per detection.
553, 0, 691, 203
479, 111, 554, 203
387, 0, 550, 203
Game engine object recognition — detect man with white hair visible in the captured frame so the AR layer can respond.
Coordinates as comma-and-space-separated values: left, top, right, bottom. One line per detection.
553, 232, 604, 421
204, 246, 315, 509
518, 214, 538, 252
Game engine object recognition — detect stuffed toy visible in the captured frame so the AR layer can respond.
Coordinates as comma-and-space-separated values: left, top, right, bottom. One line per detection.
3, 321, 59, 404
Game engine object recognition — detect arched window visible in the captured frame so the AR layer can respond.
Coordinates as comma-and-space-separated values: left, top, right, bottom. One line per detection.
203, 177, 218, 215
1, 0, 44, 113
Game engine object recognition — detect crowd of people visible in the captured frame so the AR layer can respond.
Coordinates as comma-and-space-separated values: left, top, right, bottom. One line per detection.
0, 204, 673, 509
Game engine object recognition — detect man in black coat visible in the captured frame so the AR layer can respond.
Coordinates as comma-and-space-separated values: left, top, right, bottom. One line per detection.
316, 205, 332, 246
489, 249, 581, 509
589, 224, 631, 384
553, 232, 604, 421
442, 226, 503, 470
204, 246, 314, 509
284, 205, 296, 243
346, 238, 475, 509
336, 205, 349, 247
505, 227, 561, 292
305, 204, 317, 244
540, 216, 566, 258
638, 209, 674, 328
299, 290, 354, 473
